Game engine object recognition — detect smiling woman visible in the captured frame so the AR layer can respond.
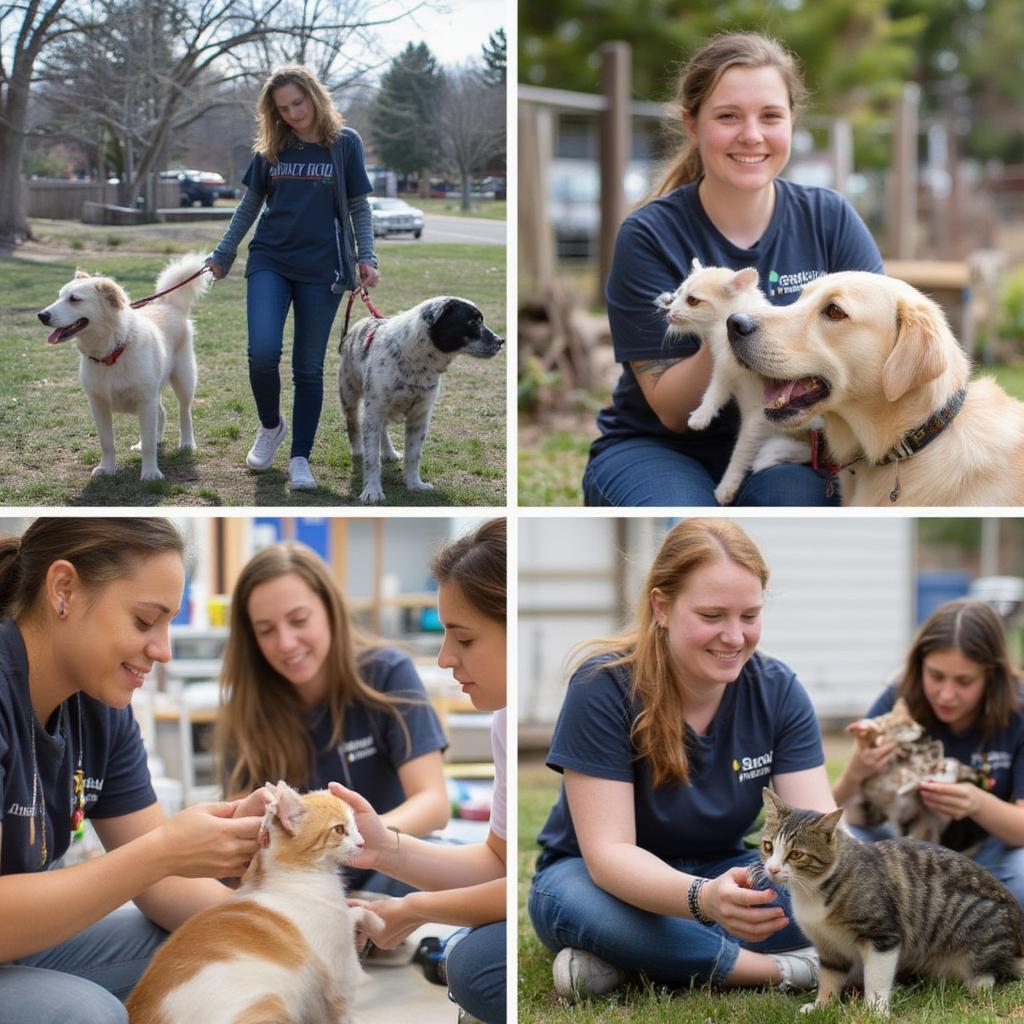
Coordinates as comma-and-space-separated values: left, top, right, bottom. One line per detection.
0, 517, 273, 1024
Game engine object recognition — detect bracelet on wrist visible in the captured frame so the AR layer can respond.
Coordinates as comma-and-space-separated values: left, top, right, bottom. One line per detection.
386, 824, 401, 852
687, 876, 714, 926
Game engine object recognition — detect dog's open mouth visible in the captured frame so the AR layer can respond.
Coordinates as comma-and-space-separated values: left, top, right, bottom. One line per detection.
763, 376, 831, 421
47, 319, 89, 345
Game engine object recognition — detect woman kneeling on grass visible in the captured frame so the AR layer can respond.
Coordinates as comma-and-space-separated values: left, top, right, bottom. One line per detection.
528, 518, 835, 1001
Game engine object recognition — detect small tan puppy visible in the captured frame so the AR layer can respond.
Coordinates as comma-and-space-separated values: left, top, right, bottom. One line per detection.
37, 254, 208, 482
725, 271, 1024, 505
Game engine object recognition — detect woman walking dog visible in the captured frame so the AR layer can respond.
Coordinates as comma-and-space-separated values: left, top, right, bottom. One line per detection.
207, 64, 379, 492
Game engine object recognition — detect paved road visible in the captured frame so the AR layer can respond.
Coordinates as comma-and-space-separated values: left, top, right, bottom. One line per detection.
378, 213, 505, 247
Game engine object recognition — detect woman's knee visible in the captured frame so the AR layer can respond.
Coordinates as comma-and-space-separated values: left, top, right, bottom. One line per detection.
445, 925, 506, 1024
0, 967, 128, 1024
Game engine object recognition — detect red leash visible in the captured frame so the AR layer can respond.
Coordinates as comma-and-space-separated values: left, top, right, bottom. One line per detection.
340, 286, 386, 348
129, 266, 211, 310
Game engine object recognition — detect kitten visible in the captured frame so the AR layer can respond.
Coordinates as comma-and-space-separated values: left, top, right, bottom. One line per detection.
758, 787, 1024, 1016
655, 260, 811, 505
846, 698, 990, 844
127, 782, 384, 1024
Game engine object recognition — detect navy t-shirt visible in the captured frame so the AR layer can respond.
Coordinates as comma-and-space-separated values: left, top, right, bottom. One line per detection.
536, 651, 824, 868
592, 178, 885, 464
303, 647, 448, 810
243, 127, 374, 284
0, 619, 155, 876
866, 686, 1024, 851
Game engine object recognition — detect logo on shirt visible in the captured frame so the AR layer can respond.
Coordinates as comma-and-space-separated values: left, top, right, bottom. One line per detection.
767, 268, 825, 298
975, 749, 1012, 772
733, 749, 773, 783
340, 735, 378, 764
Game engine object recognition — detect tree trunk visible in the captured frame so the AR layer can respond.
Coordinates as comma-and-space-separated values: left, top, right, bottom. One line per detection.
0, 68, 36, 244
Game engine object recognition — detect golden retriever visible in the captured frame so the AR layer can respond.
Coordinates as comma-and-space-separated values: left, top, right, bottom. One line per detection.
37, 254, 208, 481
725, 271, 1024, 505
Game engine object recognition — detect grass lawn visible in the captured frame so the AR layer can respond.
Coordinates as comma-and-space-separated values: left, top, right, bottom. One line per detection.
2, 220, 505, 507
517, 365, 1024, 508
517, 757, 1024, 1024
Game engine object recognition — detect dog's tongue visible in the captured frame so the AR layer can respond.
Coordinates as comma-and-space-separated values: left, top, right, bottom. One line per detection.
47, 327, 66, 345
763, 377, 819, 407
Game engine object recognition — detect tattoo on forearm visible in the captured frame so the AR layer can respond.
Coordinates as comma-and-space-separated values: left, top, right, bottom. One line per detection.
632, 357, 682, 383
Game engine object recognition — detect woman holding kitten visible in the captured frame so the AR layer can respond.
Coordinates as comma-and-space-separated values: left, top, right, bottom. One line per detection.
333, 518, 507, 1024
0, 518, 270, 1024
216, 540, 450, 898
528, 519, 834, 1001
583, 31, 883, 507
207, 64, 379, 492
833, 598, 1024, 906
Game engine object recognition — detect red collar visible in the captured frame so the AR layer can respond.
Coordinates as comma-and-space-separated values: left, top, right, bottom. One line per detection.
89, 345, 126, 366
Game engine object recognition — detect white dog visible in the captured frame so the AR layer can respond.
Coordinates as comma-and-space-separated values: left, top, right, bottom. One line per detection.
38, 254, 208, 481
656, 260, 811, 505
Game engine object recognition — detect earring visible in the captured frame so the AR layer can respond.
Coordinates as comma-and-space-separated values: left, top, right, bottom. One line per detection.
58, 598, 66, 619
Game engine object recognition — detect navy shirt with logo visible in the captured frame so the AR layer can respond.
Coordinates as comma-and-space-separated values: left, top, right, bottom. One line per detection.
592, 178, 885, 466
303, 647, 447, 808
866, 685, 1024, 851
536, 652, 824, 869
0, 619, 155, 876
242, 127, 374, 285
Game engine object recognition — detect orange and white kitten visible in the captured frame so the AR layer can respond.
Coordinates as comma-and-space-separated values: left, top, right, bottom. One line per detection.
127, 781, 384, 1024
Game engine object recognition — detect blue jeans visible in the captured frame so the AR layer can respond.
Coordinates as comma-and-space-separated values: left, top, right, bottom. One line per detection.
528, 852, 809, 988
445, 922, 506, 1024
246, 270, 342, 460
1, 905, 167, 1023
583, 436, 837, 507
848, 822, 1024, 910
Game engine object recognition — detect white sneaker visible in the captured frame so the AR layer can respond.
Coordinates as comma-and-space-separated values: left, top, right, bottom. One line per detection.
246, 416, 287, 470
552, 947, 625, 1003
288, 456, 316, 491
772, 945, 820, 992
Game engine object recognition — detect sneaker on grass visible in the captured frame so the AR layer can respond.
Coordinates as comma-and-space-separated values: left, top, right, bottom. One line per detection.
552, 947, 626, 1003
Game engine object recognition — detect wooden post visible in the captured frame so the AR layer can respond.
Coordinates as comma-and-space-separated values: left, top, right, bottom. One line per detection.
517, 102, 554, 301
598, 42, 631, 307
888, 83, 919, 259
831, 117, 852, 197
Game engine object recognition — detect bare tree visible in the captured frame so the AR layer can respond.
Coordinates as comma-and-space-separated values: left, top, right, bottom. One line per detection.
436, 62, 504, 211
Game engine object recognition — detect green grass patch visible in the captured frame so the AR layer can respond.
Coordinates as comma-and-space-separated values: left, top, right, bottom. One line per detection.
405, 197, 506, 221
1, 224, 506, 506
518, 430, 590, 506
518, 757, 1024, 1023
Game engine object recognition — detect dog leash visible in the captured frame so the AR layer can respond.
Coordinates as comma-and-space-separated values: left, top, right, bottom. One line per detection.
129, 266, 211, 310
340, 286, 386, 350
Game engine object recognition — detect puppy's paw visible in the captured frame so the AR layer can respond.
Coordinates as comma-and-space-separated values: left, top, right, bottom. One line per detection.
141, 468, 166, 482
381, 449, 402, 464
359, 484, 386, 504
178, 440, 197, 452
91, 463, 116, 478
405, 479, 434, 492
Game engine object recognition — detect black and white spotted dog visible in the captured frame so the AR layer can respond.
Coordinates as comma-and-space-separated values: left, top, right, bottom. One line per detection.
338, 296, 504, 503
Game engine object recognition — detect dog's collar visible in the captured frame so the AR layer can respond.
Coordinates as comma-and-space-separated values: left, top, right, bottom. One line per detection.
89, 344, 126, 366
812, 386, 968, 502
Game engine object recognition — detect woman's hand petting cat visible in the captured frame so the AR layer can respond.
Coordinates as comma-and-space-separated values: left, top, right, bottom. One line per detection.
700, 866, 789, 942
844, 729, 898, 783
348, 895, 422, 949
327, 781, 394, 869
156, 801, 264, 878
918, 780, 983, 821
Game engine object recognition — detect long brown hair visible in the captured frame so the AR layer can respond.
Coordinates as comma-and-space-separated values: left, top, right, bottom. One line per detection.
0, 517, 184, 619
571, 519, 769, 788
253, 64, 344, 163
217, 541, 412, 795
652, 31, 808, 198
431, 518, 506, 623
897, 598, 1019, 749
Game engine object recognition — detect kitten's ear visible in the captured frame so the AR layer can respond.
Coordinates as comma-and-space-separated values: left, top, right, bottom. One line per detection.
893, 697, 909, 714
814, 807, 845, 837
265, 780, 306, 836
762, 787, 788, 817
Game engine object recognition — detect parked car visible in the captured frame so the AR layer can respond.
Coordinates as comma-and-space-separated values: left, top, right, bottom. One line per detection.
369, 197, 424, 239
169, 170, 235, 207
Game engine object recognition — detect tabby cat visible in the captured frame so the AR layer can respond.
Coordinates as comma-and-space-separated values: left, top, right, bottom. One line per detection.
847, 697, 988, 844
758, 788, 1024, 1015
126, 781, 383, 1024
